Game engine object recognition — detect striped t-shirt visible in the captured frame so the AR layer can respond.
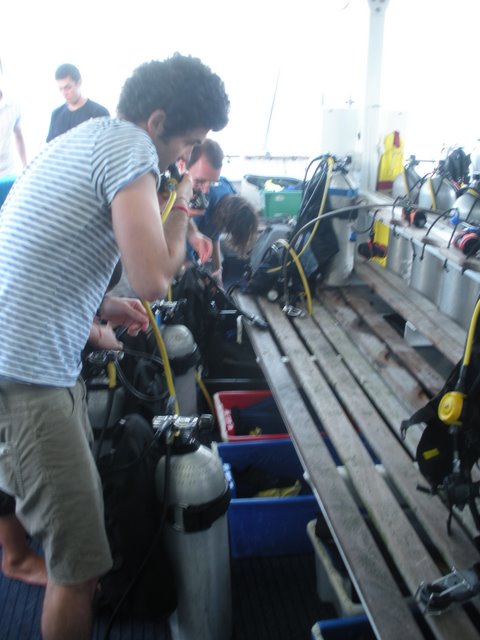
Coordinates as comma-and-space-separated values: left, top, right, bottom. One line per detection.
0, 117, 161, 386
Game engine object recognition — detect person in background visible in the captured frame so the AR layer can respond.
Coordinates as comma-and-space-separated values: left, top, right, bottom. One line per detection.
183, 138, 224, 262
186, 138, 224, 197
196, 182, 259, 285
0, 53, 229, 640
0, 58, 27, 178
184, 140, 258, 284
46, 63, 110, 142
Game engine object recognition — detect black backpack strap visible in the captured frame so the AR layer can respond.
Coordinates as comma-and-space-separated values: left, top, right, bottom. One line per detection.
400, 401, 438, 439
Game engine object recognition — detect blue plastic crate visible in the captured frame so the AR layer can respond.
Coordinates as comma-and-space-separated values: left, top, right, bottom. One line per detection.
311, 615, 374, 640
217, 439, 319, 558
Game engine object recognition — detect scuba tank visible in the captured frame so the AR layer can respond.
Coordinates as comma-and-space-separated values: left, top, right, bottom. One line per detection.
161, 324, 199, 416
418, 160, 457, 212
471, 140, 480, 176
154, 415, 232, 640
323, 156, 359, 287
392, 155, 422, 203
454, 174, 480, 226
153, 301, 200, 416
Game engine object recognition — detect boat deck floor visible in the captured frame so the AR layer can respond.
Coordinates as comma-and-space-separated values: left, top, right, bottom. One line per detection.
0, 547, 334, 640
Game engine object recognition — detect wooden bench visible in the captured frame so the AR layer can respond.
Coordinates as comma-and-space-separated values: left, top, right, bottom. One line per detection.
234, 262, 480, 640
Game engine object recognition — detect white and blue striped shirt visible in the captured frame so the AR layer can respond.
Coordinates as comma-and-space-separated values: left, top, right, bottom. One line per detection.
0, 117, 160, 386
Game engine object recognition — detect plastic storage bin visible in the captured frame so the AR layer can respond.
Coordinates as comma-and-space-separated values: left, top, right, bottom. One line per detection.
307, 520, 364, 617
262, 190, 303, 219
310, 615, 373, 640
214, 390, 289, 442
217, 439, 318, 558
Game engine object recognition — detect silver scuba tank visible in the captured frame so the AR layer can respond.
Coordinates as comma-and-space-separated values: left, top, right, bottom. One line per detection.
418, 162, 457, 212
392, 156, 422, 202
471, 141, 480, 176
154, 415, 232, 640
161, 323, 199, 416
454, 175, 480, 225
323, 157, 359, 287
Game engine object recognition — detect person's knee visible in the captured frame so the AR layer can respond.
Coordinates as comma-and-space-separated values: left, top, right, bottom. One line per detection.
46, 576, 98, 600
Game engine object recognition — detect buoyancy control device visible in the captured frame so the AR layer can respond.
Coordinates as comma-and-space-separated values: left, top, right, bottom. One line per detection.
401, 297, 480, 614
93, 413, 177, 623
169, 264, 267, 378
154, 414, 232, 640
242, 154, 359, 305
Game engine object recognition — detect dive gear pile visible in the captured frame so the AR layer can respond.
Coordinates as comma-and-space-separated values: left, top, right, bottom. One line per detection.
83, 298, 234, 639
241, 154, 359, 308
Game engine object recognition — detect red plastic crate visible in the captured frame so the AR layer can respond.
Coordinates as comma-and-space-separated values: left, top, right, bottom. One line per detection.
213, 390, 290, 442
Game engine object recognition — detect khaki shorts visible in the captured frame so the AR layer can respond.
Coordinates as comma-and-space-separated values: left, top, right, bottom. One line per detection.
0, 378, 113, 584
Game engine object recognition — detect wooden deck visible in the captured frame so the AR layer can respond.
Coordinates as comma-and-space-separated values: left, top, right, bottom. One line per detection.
234, 260, 480, 640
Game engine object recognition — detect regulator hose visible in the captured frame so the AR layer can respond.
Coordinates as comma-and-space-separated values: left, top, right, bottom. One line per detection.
142, 301, 179, 414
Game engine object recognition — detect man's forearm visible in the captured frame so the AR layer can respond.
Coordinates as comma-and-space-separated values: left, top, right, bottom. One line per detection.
163, 205, 189, 268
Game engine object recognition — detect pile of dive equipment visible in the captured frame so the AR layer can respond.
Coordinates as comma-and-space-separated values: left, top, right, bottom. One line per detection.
82, 296, 245, 640
369, 146, 480, 614
392, 148, 480, 261
238, 154, 362, 315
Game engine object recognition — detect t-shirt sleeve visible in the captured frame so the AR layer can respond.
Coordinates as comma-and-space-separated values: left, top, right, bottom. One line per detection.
92, 124, 161, 205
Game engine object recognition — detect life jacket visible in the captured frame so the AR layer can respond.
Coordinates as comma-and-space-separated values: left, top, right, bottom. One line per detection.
377, 131, 404, 192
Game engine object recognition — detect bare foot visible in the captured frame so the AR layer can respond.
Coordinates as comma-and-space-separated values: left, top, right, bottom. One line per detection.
2, 549, 48, 586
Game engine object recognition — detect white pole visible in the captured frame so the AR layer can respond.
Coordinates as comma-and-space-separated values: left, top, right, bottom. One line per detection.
360, 0, 391, 192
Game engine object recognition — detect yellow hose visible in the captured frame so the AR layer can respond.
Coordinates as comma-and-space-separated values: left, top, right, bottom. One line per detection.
195, 370, 215, 416
161, 191, 177, 223
438, 297, 480, 425
267, 156, 334, 274
276, 238, 313, 315
142, 301, 179, 414
462, 298, 480, 367
107, 362, 117, 389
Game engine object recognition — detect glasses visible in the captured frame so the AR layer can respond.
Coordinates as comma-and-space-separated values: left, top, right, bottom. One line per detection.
193, 179, 220, 189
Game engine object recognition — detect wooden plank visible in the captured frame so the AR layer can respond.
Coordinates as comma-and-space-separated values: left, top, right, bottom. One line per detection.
313, 296, 480, 541
342, 287, 446, 396
310, 299, 421, 456
256, 298, 479, 640
236, 294, 424, 640
293, 308, 480, 573
321, 289, 430, 414
355, 262, 465, 362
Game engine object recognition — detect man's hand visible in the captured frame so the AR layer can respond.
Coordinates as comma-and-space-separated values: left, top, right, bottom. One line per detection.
88, 320, 124, 350
174, 173, 194, 209
99, 296, 150, 336
188, 229, 213, 263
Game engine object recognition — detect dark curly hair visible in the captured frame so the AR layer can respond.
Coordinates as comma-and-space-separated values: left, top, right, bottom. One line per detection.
214, 195, 259, 255
117, 53, 230, 137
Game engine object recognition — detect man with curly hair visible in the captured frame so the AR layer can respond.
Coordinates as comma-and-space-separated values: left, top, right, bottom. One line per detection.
0, 53, 229, 640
